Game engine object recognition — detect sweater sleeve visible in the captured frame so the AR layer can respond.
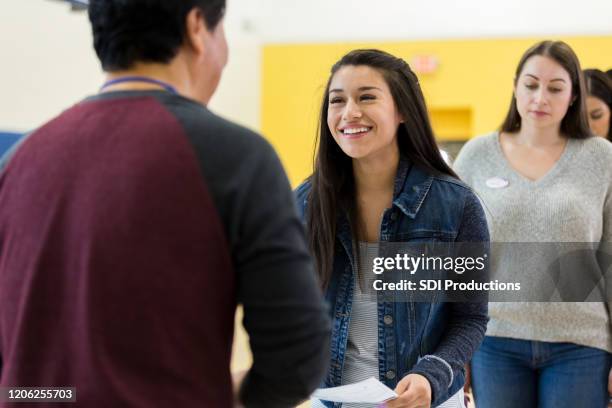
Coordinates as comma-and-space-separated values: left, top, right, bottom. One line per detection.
408, 190, 490, 406
603, 157, 612, 337
235, 141, 331, 408
603, 170, 612, 244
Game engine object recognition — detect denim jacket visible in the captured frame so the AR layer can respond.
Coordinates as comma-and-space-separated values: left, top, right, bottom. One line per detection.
295, 158, 489, 407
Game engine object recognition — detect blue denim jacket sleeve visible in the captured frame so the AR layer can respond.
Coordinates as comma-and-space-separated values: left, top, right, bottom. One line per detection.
408, 189, 490, 405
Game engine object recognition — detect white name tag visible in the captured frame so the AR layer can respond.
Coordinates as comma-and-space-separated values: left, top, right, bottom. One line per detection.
485, 177, 509, 189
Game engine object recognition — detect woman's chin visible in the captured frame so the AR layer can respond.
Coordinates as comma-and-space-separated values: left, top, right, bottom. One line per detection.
338, 146, 369, 160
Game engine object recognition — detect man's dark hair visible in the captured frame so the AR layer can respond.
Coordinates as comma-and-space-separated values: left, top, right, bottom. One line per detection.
89, 0, 225, 71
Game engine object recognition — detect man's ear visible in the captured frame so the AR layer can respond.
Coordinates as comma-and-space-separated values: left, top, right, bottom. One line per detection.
184, 8, 208, 57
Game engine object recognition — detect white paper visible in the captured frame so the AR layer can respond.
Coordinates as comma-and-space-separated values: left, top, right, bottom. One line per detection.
312, 377, 398, 403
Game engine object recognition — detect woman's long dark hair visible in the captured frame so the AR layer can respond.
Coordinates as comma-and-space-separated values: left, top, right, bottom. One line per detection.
500, 41, 591, 139
584, 68, 612, 140
307, 49, 457, 288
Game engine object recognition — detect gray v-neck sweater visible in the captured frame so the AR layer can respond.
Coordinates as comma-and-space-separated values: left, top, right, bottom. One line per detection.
454, 132, 612, 352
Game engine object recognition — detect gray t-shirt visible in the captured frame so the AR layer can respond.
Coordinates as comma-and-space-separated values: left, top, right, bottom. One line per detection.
342, 243, 380, 408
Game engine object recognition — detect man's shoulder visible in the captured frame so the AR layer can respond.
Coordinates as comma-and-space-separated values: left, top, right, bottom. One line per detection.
168, 97, 268, 151
160, 96, 281, 179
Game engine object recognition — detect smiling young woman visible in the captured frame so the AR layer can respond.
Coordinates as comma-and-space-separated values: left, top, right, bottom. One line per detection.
296, 49, 490, 408
327, 65, 403, 164
455, 41, 612, 408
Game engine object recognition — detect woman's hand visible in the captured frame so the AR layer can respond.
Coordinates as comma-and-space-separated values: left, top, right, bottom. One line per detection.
384, 373, 432, 408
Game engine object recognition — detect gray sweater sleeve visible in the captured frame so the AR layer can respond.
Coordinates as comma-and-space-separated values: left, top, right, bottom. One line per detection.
408, 190, 490, 406
604, 168, 612, 243
602, 149, 612, 335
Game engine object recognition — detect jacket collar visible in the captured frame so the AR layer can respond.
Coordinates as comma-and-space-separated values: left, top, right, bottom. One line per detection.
392, 157, 434, 219
336, 157, 434, 254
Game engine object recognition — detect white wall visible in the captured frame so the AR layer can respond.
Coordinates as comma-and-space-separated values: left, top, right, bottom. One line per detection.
210, 0, 261, 130
0, 1, 102, 131
246, 0, 612, 42
2, 0, 611, 132
0, 0, 261, 132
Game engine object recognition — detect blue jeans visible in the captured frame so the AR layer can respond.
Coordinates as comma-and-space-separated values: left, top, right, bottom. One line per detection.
471, 336, 611, 408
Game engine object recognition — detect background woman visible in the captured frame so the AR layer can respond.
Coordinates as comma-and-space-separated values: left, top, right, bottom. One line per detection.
296, 49, 489, 408
583, 68, 612, 140
455, 41, 612, 408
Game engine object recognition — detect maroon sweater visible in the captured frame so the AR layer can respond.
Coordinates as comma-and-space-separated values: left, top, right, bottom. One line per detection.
0, 91, 329, 407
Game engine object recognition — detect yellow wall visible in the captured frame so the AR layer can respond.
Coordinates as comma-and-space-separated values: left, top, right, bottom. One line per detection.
261, 36, 612, 186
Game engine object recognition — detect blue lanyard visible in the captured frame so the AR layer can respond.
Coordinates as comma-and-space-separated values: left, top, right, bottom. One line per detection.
100, 76, 178, 94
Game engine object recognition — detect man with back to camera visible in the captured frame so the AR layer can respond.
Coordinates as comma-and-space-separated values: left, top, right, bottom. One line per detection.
0, 1, 330, 406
